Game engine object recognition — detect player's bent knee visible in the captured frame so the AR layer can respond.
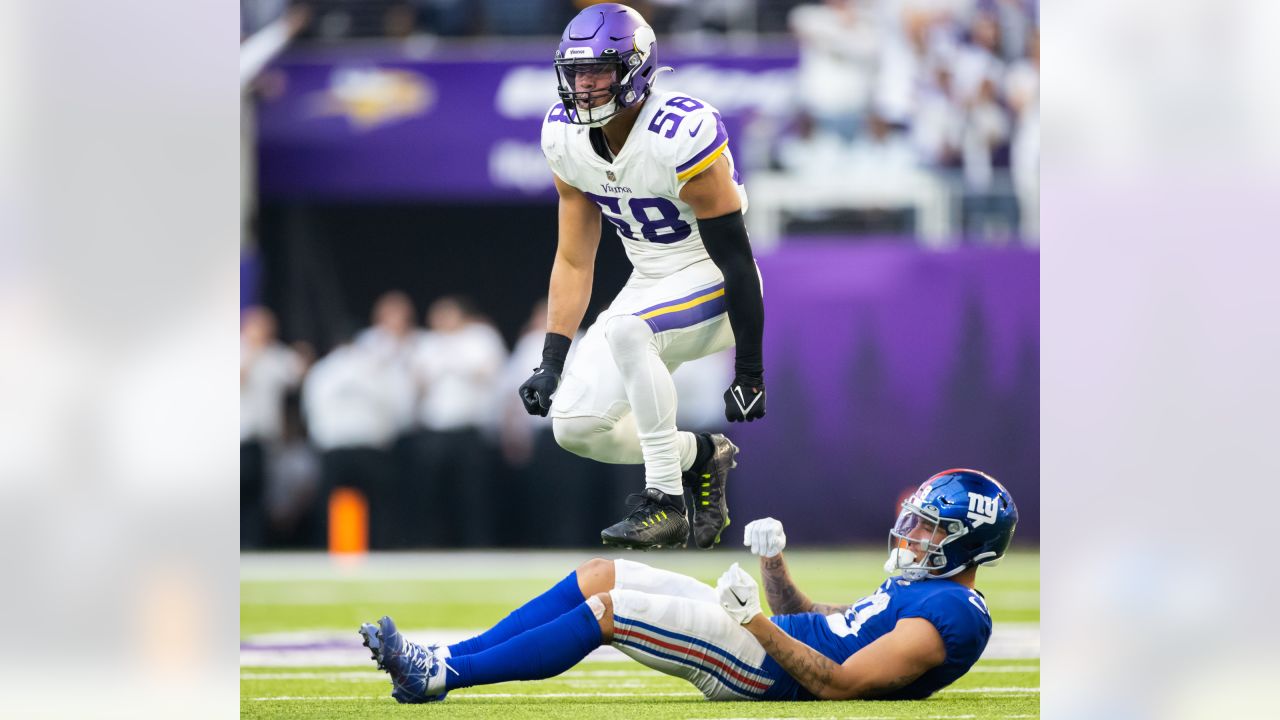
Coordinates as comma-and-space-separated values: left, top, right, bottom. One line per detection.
603, 314, 654, 356
552, 416, 612, 458
576, 557, 616, 596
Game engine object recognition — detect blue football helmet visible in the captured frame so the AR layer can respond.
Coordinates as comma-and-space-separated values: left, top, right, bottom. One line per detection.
553, 3, 668, 127
885, 469, 1018, 581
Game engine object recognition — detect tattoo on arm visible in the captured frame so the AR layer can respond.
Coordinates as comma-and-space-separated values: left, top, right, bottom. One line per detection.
863, 672, 917, 698
759, 555, 812, 615
755, 625, 845, 699
760, 556, 851, 616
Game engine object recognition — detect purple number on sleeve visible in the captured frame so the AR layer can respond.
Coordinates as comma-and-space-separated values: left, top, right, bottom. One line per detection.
547, 103, 570, 124
646, 109, 683, 138
628, 198, 692, 244
665, 96, 704, 112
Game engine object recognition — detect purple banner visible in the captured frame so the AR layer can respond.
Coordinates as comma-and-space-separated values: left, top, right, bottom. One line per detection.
731, 243, 1039, 544
255, 43, 797, 199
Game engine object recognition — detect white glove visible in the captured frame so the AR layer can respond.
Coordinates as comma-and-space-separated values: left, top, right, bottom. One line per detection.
743, 517, 786, 558
716, 562, 762, 625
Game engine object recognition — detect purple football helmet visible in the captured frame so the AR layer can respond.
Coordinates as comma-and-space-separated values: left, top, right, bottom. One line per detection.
554, 3, 665, 127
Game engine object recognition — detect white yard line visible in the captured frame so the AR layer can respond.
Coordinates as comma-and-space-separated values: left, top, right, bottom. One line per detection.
241, 671, 384, 681
938, 687, 1041, 694
250, 691, 703, 701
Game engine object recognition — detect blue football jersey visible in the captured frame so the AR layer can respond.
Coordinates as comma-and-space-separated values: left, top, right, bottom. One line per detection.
760, 576, 993, 700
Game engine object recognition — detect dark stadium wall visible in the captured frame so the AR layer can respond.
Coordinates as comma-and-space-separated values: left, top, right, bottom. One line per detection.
256, 201, 635, 352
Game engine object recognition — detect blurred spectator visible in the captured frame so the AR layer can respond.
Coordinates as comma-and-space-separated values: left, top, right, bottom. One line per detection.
356, 290, 420, 434
497, 300, 556, 469
910, 58, 963, 167
302, 336, 404, 548
414, 296, 506, 434
789, 0, 880, 141
265, 393, 322, 547
873, 3, 950, 128
953, 11, 1009, 190
1006, 26, 1039, 242
776, 110, 851, 177
847, 112, 917, 177
405, 296, 508, 546
240, 306, 305, 547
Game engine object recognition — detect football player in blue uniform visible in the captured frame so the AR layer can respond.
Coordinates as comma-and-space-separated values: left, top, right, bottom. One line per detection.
360, 469, 1019, 703
516, 3, 766, 550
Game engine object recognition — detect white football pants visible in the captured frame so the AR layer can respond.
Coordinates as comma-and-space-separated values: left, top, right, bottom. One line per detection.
550, 259, 735, 496
609, 559, 777, 700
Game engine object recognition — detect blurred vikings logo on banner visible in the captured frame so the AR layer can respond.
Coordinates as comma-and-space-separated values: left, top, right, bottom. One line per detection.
311, 67, 435, 130
257, 46, 797, 199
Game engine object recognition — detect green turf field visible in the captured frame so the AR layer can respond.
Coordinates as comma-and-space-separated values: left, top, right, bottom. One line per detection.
241, 549, 1039, 718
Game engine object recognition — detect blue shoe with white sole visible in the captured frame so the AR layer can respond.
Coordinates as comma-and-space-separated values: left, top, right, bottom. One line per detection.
359, 616, 449, 703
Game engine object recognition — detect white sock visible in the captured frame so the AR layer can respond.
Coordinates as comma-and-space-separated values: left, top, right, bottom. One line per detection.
677, 431, 698, 472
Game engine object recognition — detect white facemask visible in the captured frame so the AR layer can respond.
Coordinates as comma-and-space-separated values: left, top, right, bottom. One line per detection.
573, 98, 621, 128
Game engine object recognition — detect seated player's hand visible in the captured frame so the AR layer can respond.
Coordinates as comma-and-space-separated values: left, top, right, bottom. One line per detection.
716, 562, 762, 625
743, 518, 786, 558
724, 374, 766, 423
518, 368, 560, 417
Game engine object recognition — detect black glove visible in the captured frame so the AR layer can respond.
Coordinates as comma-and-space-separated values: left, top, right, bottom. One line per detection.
519, 368, 560, 416
518, 333, 571, 417
724, 374, 766, 423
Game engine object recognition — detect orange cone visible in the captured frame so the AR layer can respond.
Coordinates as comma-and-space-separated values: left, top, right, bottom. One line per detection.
328, 487, 369, 555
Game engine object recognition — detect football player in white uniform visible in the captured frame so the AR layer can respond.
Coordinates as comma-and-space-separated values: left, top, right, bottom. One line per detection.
518, 3, 767, 550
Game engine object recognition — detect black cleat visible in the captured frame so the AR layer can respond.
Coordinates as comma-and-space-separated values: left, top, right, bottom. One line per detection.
684, 433, 739, 549
600, 487, 690, 550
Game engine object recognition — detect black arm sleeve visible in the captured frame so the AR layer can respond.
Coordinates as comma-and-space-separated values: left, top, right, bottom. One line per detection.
697, 210, 764, 378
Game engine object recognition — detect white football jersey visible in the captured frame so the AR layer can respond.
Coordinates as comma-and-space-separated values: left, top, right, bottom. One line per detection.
541, 90, 748, 278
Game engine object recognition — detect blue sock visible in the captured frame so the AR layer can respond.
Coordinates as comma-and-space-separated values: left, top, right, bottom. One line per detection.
448, 571, 585, 657
446, 602, 602, 689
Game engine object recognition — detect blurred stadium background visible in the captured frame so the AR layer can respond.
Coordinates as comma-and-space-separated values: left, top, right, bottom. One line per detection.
239, 0, 1039, 554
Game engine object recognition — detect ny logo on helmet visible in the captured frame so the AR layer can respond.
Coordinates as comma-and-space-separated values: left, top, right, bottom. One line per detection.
966, 493, 999, 527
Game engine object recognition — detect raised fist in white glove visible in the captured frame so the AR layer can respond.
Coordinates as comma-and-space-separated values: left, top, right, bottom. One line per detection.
743, 518, 786, 558
716, 562, 762, 625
